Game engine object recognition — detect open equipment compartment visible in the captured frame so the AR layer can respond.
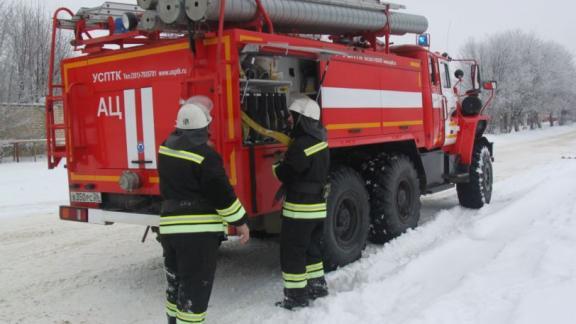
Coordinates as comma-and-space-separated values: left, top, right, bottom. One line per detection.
240, 54, 320, 145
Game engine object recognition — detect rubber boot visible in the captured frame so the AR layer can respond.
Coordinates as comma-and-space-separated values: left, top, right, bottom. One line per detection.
307, 277, 328, 300
275, 288, 310, 310
167, 315, 176, 324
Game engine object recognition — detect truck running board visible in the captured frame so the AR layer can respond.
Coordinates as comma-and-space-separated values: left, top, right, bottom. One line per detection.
443, 173, 470, 184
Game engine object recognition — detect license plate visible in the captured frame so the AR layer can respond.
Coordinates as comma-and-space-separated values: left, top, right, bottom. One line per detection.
70, 192, 102, 203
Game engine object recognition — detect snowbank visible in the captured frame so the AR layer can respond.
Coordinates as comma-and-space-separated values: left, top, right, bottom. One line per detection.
263, 160, 576, 324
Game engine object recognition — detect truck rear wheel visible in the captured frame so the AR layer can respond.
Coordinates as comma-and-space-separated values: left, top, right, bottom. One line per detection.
457, 143, 493, 209
323, 166, 370, 270
364, 154, 421, 244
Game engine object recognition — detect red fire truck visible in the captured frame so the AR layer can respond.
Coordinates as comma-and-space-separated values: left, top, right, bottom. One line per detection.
46, 1, 496, 268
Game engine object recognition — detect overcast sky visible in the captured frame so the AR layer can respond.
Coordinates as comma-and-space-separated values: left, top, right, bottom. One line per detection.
39, 0, 576, 57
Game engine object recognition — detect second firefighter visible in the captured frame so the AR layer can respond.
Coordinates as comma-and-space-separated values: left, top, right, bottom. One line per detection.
273, 96, 330, 309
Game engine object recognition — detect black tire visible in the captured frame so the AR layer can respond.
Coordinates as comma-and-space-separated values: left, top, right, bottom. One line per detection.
364, 154, 421, 244
322, 166, 370, 270
457, 142, 493, 209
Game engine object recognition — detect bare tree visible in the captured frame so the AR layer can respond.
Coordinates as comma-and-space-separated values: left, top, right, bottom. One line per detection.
461, 30, 576, 133
0, 0, 72, 104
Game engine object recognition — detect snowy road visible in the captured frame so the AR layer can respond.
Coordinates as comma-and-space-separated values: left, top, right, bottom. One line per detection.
1, 125, 576, 324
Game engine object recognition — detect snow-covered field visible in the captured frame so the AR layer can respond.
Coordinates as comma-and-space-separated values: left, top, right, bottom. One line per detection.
1, 125, 576, 324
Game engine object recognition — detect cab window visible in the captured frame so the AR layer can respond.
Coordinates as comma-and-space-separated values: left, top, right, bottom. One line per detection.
429, 57, 438, 86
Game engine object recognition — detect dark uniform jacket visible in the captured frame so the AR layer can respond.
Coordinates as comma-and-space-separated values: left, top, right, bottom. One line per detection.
157, 130, 247, 235
274, 129, 330, 220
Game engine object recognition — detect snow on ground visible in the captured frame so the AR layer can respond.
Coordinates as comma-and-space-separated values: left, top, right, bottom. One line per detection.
1, 125, 575, 324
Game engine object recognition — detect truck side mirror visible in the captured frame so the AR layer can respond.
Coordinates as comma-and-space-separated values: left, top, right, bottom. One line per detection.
471, 64, 481, 90
483, 81, 497, 90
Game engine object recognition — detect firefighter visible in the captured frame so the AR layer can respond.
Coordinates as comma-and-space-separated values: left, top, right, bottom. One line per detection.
157, 97, 250, 324
273, 95, 330, 309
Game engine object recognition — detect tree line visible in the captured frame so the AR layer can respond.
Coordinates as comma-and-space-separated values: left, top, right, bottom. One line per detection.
0, 1, 71, 105
461, 30, 576, 133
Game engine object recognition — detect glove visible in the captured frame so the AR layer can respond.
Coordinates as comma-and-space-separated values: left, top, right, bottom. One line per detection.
273, 185, 286, 205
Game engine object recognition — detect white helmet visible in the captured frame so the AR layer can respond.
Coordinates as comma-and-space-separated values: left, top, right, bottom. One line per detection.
183, 95, 213, 115
176, 103, 212, 130
289, 96, 321, 121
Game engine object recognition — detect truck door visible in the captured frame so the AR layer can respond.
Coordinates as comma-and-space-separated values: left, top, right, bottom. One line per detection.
429, 55, 444, 146
438, 59, 459, 145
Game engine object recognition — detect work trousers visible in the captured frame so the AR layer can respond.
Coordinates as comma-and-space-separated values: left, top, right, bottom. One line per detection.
160, 233, 220, 324
280, 217, 325, 295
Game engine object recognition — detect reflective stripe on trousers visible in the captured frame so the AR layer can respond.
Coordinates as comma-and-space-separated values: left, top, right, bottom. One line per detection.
176, 310, 206, 323
306, 262, 324, 279
282, 272, 307, 289
282, 262, 325, 289
166, 300, 178, 317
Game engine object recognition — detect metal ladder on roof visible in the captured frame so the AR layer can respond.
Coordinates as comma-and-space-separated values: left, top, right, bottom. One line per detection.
57, 2, 143, 30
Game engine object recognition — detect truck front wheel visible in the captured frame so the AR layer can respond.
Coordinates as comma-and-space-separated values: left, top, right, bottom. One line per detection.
322, 166, 370, 270
457, 142, 493, 209
364, 154, 421, 244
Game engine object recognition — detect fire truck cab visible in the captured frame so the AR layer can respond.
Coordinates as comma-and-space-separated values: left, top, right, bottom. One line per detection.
47, 1, 496, 269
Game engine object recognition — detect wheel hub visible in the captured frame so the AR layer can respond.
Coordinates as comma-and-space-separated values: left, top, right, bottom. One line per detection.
336, 209, 351, 230
482, 154, 493, 201
396, 181, 413, 220
334, 197, 359, 245
397, 189, 407, 206
483, 165, 492, 190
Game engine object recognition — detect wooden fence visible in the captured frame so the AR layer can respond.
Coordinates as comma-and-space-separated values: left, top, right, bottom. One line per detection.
0, 139, 46, 163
